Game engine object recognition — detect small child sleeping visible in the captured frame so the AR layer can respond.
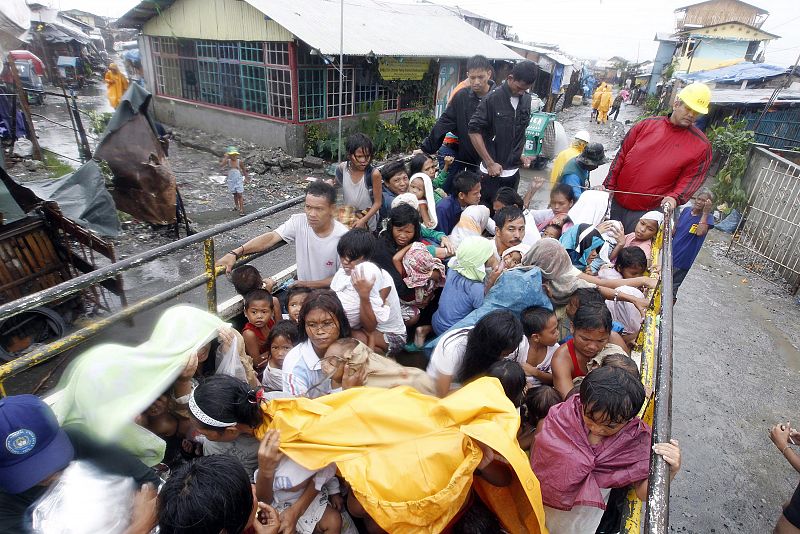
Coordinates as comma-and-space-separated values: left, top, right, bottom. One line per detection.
321, 338, 437, 395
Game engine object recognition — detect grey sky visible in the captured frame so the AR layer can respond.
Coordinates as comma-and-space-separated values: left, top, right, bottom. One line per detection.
53, 0, 800, 67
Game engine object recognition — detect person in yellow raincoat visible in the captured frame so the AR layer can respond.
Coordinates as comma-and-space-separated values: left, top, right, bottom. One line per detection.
104, 63, 129, 108
189, 374, 547, 534
591, 83, 604, 122
598, 86, 613, 125
550, 130, 590, 185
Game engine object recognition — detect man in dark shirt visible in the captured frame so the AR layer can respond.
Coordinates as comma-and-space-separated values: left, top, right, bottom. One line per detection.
420, 55, 494, 193
468, 60, 537, 208
0, 395, 160, 532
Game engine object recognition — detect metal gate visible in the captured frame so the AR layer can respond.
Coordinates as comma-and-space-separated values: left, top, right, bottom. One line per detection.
727, 148, 800, 294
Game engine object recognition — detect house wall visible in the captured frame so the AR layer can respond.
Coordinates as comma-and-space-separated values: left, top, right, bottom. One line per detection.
679, 0, 763, 28
688, 23, 774, 41
142, 0, 294, 41
648, 40, 677, 94
675, 39, 748, 73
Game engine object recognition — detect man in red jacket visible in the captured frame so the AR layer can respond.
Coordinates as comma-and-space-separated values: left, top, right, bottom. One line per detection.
604, 83, 713, 232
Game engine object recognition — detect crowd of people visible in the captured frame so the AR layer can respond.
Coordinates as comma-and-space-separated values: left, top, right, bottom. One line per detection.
0, 56, 723, 534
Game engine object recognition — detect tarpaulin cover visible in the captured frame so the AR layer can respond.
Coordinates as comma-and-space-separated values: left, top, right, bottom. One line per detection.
263, 377, 547, 534
0, 174, 26, 225
7, 160, 120, 236
676, 62, 788, 84
8, 50, 44, 74
95, 83, 176, 224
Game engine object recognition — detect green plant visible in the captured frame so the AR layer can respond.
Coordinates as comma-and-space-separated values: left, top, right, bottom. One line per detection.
304, 123, 343, 160
41, 150, 75, 177
86, 110, 112, 136
706, 117, 754, 211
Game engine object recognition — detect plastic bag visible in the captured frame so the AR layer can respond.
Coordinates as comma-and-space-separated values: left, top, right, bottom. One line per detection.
30, 461, 137, 534
215, 334, 248, 383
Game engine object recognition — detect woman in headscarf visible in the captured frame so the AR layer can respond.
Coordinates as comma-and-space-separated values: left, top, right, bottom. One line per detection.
559, 223, 607, 271
448, 204, 496, 250
432, 236, 502, 335
522, 238, 656, 308
104, 63, 129, 108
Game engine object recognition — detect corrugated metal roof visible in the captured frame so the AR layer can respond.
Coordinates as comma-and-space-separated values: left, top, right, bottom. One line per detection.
710, 88, 800, 105
654, 32, 678, 42
243, 0, 521, 59
496, 40, 574, 66
676, 62, 789, 83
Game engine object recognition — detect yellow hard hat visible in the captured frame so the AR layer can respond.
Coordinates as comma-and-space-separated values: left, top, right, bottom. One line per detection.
677, 82, 711, 115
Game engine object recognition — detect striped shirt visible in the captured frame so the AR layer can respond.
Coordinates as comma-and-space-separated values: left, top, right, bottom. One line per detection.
282, 340, 339, 399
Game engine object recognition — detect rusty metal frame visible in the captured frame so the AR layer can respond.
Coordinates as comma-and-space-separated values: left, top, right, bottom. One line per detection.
0, 195, 305, 395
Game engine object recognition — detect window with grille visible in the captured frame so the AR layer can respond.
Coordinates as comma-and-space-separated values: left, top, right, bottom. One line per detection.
299, 68, 326, 121
326, 67, 353, 118
150, 38, 294, 121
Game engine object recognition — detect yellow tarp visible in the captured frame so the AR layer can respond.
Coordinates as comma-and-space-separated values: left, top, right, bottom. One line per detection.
261, 377, 547, 534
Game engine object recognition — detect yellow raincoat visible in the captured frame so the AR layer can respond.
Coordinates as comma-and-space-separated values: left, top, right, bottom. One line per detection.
598, 88, 613, 124
591, 85, 603, 111
260, 377, 547, 534
104, 63, 129, 108
550, 145, 582, 185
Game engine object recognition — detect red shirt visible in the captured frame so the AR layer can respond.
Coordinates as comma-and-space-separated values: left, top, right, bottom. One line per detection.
604, 116, 712, 211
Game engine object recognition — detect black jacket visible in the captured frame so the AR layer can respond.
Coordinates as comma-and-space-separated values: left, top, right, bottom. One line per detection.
468, 82, 532, 170
420, 81, 495, 167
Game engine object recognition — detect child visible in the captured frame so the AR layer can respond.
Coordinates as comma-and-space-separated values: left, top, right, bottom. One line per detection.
335, 133, 382, 231
331, 228, 407, 355
379, 159, 410, 219
435, 171, 482, 235
519, 385, 561, 451
485, 360, 526, 407
230, 265, 282, 321
542, 223, 562, 239
285, 285, 311, 323
532, 366, 681, 534
599, 246, 647, 281
241, 289, 275, 375
221, 146, 248, 216
261, 320, 298, 391
399, 242, 446, 347
409, 152, 449, 201
501, 244, 530, 269
321, 338, 436, 395
408, 172, 439, 229
673, 188, 714, 299
520, 306, 560, 386
529, 184, 576, 233
550, 303, 616, 398
611, 211, 663, 264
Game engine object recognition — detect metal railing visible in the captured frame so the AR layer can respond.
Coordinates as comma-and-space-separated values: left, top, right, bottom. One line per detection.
0, 194, 305, 395
622, 204, 675, 534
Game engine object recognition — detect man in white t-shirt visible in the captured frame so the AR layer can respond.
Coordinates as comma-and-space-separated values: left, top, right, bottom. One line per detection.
217, 181, 347, 288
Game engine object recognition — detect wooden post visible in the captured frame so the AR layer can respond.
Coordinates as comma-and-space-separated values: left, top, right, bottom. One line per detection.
6, 55, 43, 161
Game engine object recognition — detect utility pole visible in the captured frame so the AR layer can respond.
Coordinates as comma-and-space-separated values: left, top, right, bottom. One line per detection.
6, 55, 43, 161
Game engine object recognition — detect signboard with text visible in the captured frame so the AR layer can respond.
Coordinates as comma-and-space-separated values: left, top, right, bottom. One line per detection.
378, 57, 430, 81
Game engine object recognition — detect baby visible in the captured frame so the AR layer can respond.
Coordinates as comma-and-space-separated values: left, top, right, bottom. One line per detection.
542, 223, 562, 239
501, 244, 531, 269
408, 172, 437, 229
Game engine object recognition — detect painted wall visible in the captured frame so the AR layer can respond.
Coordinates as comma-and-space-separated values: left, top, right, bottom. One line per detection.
143, 0, 293, 41
689, 23, 774, 42
648, 40, 677, 94
675, 39, 750, 73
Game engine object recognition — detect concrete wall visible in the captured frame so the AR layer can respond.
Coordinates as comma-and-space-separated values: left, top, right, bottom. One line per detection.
152, 96, 304, 155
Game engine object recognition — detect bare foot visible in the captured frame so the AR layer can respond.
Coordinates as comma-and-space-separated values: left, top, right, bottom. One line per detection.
414, 325, 432, 347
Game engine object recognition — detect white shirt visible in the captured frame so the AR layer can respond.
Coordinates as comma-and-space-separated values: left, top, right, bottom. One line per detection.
522, 210, 543, 247
282, 340, 338, 399
427, 327, 528, 389
480, 162, 519, 178
275, 214, 348, 282
330, 262, 390, 329
520, 340, 559, 387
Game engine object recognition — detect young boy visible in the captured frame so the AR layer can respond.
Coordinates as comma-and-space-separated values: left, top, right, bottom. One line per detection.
520, 306, 560, 386
435, 171, 482, 234
542, 223, 562, 239
230, 265, 282, 322
551, 303, 622, 398
241, 289, 276, 373
221, 146, 249, 216
673, 188, 714, 299
379, 159, 410, 219
532, 366, 681, 534
330, 228, 407, 355
557, 288, 629, 349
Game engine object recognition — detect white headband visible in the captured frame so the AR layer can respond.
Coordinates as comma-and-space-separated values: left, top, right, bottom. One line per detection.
188, 391, 237, 428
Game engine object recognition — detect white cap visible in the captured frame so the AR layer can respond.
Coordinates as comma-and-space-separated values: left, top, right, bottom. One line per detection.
574, 130, 591, 143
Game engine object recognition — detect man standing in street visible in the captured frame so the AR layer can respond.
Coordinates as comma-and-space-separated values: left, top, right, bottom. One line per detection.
420, 55, 495, 193
558, 142, 608, 200
603, 82, 713, 232
468, 60, 537, 208
550, 130, 591, 185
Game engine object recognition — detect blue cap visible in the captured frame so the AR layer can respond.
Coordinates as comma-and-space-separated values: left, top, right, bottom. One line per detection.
0, 395, 74, 494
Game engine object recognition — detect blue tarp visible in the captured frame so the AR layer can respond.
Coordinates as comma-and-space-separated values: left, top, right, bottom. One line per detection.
676, 62, 788, 84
